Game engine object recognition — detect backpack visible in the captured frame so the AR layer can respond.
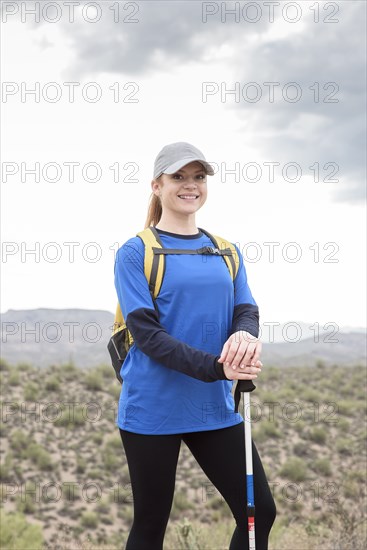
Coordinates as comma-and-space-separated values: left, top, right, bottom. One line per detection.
107, 225, 240, 384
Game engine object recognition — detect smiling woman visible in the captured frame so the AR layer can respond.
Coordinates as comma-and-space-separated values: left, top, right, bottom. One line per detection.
113, 142, 276, 550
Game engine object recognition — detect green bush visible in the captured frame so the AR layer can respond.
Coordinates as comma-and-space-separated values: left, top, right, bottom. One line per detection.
96, 363, 114, 379
91, 431, 104, 445
336, 438, 353, 456
9, 430, 29, 456
102, 450, 120, 472
80, 510, 99, 529
54, 404, 86, 428
337, 400, 354, 416
307, 427, 327, 444
45, 376, 60, 391
312, 458, 332, 476
301, 389, 322, 402
0, 358, 10, 371
85, 372, 104, 391
0, 453, 13, 482
0, 509, 43, 549
8, 371, 20, 386
76, 456, 87, 473
279, 457, 307, 482
343, 481, 359, 499
337, 418, 350, 433
15, 484, 37, 514
293, 441, 310, 457
253, 420, 281, 443
26, 443, 53, 470
172, 491, 194, 513
109, 383, 122, 400
23, 382, 39, 401
96, 498, 111, 514
17, 362, 33, 371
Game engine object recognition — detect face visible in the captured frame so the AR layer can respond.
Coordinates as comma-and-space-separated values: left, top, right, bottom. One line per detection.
151, 161, 208, 216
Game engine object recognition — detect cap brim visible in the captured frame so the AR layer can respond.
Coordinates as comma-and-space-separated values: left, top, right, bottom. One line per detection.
157, 158, 215, 178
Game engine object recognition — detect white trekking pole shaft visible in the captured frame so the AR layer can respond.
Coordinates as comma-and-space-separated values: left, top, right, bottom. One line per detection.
236, 379, 256, 550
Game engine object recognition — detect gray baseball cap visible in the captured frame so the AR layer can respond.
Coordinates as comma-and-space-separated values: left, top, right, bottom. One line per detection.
153, 142, 215, 179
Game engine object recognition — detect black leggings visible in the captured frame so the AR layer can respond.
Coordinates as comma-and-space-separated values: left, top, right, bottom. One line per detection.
119, 422, 276, 550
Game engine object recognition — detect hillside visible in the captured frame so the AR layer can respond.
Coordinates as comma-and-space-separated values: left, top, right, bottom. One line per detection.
1, 308, 366, 369
0, 359, 366, 549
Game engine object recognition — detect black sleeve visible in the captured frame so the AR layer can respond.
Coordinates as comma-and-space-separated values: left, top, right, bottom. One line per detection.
230, 303, 260, 339
126, 307, 229, 382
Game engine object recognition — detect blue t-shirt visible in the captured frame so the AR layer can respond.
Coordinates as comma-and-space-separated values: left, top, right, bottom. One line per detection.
114, 227, 259, 435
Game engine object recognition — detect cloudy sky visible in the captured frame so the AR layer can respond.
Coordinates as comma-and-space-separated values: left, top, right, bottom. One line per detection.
1, 0, 366, 332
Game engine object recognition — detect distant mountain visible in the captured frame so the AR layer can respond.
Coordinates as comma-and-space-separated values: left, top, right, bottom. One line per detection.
261, 331, 366, 367
1, 308, 366, 368
1, 308, 114, 369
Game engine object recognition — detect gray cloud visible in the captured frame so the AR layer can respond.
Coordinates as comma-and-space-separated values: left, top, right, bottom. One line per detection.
227, 2, 366, 204
22, 0, 366, 204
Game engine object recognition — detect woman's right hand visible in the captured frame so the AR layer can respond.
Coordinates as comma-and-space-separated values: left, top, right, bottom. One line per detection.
221, 359, 262, 380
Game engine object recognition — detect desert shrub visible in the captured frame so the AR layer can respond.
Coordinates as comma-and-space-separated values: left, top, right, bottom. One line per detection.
54, 404, 86, 428
336, 437, 353, 456
58, 361, 80, 382
0, 358, 10, 371
293, 441, 310, 457
76, 456, 87, 474
96, 498, 111, 514
293, 420, 306, 433
23, 382, 39, 401
26, 442, 53, 470
80, 511, 99, 529
105, 434, 123, 450
171, 491, 195, 515
9, 430, 29, 457
84, 372, 104, 391
337, 400, 354, 416
307, 426, 327, 444
348, 470, 365, 483
91, 431, 104, 445
0, 454, 13, 482
89, 469, 102, 480
8, 370, 20, 386
45, 376, 60, 391
15, 483, 37, 514
17, 362, 33, 372
102, 449, 120, 472
343, 481, 359, 499
96, 363, 114, 379
279, 457, 307, 482
301, 389, 322, 402
109, 383, 122, 400
312, 458, 332, 476
173, 518, 202, 549
102, 434, 124, 470
0, 510, 44, 549
337, 418, 350, 432
253, 420, 281, 443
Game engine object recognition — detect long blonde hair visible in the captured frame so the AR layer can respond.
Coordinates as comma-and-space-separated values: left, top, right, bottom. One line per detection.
144, 178, 162, 229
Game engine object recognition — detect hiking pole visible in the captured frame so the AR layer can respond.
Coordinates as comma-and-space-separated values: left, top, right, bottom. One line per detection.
236, 379, 256, 550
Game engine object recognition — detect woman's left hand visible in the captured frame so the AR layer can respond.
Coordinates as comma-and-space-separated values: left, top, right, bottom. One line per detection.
217, 330, 262, 372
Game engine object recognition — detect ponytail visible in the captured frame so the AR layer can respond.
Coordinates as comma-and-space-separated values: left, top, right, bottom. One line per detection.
144, 182, 162, 229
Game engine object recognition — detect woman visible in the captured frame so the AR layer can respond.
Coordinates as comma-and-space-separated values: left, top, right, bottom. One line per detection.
114, 142, 276, 549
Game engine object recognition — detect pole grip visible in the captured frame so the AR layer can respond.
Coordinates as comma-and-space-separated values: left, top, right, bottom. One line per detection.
237, 379, 256, 392
234, 379, 256, 413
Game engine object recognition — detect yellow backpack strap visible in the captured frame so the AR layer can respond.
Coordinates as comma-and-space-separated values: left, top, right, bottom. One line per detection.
136, 226, 165, 300
198, 228, 239, 281
112, 226, 164, 338
114, 302, 124, 332
212, 234, 239, 281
